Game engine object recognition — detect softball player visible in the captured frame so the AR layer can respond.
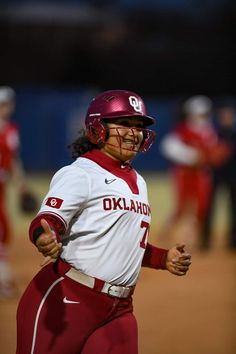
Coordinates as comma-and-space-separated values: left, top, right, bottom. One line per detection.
160, 95, 231, 245
0, 87, 27, 298
16, 90, 191, 354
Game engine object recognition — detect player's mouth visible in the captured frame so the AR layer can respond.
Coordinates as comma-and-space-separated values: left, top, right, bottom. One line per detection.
122, 138, 139, 146
120, 137, 141, 152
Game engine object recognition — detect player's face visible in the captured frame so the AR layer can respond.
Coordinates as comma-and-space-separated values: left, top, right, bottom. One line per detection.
0, 101, 15, 121
100, 117, 144, 162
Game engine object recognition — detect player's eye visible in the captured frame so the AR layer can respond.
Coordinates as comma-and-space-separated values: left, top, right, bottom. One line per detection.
117, 119, 131, 127
114, 119, 143, 128
134, 123, 144, 128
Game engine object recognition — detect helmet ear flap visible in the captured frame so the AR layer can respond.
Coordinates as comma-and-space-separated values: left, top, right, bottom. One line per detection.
86, 119, 107, 145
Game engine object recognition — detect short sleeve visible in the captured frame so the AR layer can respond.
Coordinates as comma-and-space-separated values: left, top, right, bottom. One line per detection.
38, 165, 90, 227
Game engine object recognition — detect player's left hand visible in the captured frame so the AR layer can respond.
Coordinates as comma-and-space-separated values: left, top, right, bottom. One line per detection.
166, 244, 191, 276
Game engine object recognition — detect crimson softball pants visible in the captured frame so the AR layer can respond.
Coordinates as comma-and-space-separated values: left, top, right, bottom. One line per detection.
16, 263, 138, 354
172, 167, 212, 221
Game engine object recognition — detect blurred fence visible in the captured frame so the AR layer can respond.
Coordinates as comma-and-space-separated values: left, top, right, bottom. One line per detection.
13, 86, 232, 172
14, 86, 180, 171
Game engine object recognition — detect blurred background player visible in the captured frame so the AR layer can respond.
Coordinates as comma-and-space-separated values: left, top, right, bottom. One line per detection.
160, 95, 231, 248
0, 86, 36, 298
202, 102, 236, 249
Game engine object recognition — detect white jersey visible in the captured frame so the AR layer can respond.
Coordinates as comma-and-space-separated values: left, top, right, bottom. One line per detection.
38, 151, 151, 286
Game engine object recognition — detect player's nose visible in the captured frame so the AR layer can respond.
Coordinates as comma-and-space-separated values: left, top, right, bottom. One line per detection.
126, 127, 143, 142
126, 127, 137, 137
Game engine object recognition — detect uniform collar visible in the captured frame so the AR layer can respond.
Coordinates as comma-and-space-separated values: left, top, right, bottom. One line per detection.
82, 149, 139, 194
83, 149, 131, 170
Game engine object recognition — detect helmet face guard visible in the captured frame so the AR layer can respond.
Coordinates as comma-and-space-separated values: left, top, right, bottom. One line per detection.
86, 121, 156, 153
85, 90, 156, 153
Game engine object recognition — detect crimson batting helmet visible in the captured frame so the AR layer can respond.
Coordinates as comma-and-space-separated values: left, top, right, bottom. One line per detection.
85, 90, 156, 152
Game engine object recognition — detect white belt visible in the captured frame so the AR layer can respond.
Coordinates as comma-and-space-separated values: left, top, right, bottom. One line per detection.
65, 267, 134, 299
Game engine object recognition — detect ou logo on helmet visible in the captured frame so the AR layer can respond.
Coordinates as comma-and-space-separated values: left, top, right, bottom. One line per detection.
129, 96, 143, 113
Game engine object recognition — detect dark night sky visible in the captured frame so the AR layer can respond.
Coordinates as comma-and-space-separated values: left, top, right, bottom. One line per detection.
0, 1, 235, 95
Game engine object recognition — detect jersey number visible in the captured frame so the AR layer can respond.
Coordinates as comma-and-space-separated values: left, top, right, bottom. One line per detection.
140, 221, 150, 249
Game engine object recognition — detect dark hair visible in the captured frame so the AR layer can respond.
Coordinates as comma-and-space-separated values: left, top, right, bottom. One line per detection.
68, 129, 97, 159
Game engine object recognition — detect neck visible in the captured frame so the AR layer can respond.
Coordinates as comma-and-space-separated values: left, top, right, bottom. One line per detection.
100, 147, 129, 163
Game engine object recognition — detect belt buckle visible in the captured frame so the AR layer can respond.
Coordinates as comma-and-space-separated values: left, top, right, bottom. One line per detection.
108, 285, 119, 297
108, 285, 130, 298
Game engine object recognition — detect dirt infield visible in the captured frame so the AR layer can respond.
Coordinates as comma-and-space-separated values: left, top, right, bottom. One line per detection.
1, 237, 236, 354
0, 174, 235, 354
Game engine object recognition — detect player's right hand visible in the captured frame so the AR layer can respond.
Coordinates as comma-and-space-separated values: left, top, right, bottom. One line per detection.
36, 219, 62, 267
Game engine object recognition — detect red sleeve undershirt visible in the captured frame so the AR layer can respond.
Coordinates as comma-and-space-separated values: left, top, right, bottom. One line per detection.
29, 213, 66, 244
142, 243, 168, 270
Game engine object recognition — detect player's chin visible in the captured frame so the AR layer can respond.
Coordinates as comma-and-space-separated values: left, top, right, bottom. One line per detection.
120, 145, 139, 160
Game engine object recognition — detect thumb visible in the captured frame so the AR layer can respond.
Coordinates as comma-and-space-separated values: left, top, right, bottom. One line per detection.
176, 243, 185, 253
40, 218, 53, 235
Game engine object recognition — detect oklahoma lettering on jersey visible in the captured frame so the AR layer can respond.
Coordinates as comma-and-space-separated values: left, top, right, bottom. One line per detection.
103, 197, 151, 216
37, 152, 151, 286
